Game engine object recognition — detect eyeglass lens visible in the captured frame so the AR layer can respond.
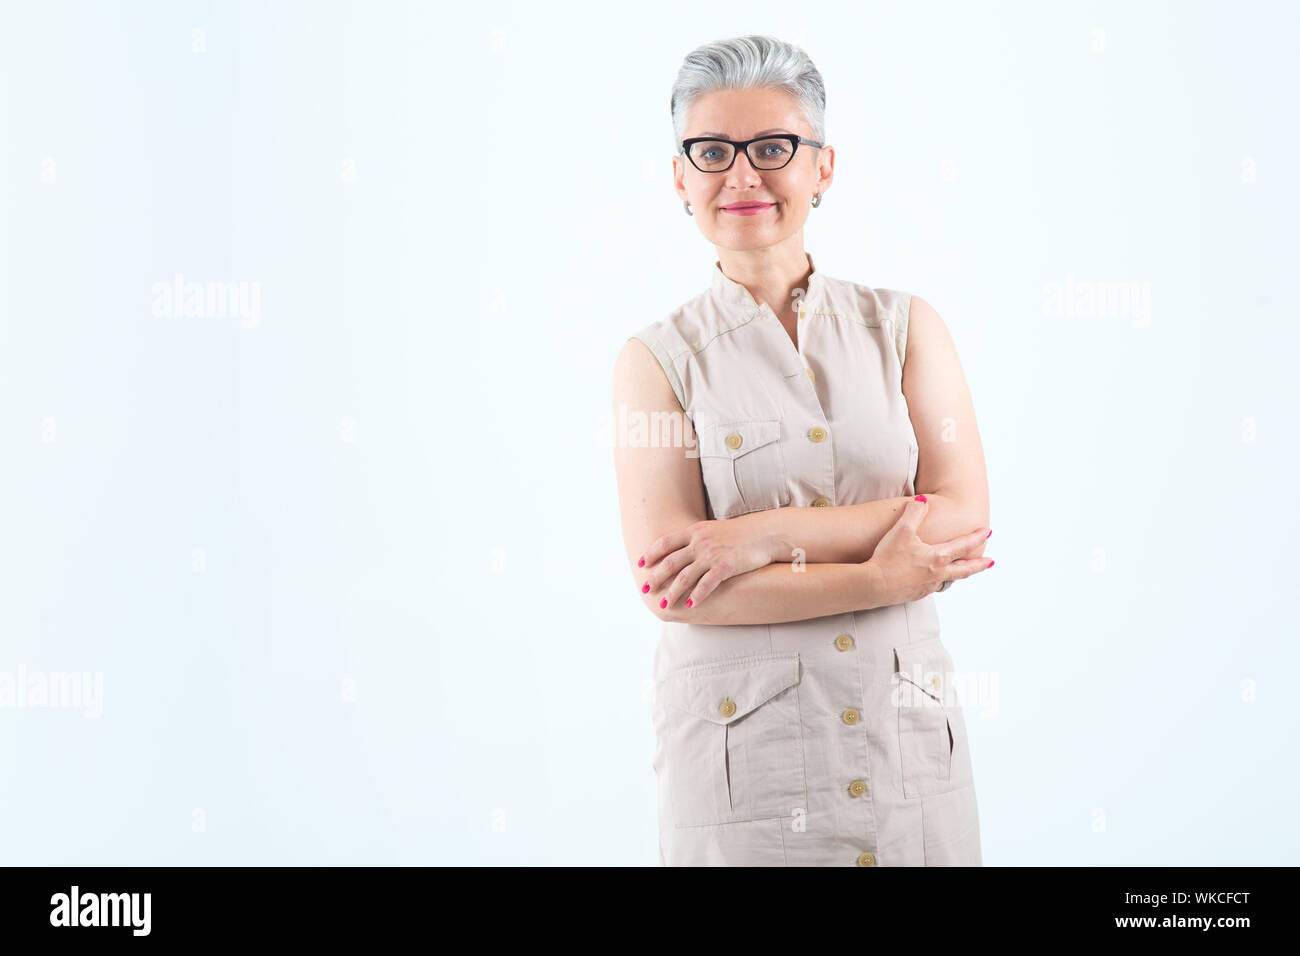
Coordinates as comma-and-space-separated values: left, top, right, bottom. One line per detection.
689, 138, 794, 171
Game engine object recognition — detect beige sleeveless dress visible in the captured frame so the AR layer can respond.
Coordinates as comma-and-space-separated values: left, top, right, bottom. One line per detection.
630, 253, 982, 866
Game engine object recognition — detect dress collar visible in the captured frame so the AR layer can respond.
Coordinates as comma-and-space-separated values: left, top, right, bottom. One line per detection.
709, 252, 828, 314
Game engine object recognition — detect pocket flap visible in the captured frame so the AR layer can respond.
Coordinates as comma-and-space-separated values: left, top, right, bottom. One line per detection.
697, 419, 781, 459
659, 652, 800, 725
894, 638, 952, 703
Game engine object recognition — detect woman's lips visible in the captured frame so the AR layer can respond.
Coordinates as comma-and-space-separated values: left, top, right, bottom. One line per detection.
721, 203, 775, 216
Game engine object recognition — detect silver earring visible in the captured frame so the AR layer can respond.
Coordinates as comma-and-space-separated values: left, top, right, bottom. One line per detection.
811, 193, 822, 208
683, 199, 693, 216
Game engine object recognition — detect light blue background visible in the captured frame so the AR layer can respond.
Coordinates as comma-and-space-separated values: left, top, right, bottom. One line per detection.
1, 0, 1295, 865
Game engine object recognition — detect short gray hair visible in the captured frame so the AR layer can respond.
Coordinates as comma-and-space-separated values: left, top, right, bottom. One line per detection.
670, 34, 826, 155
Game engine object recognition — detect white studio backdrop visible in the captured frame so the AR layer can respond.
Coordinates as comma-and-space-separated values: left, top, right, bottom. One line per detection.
1, 0, 1296, 865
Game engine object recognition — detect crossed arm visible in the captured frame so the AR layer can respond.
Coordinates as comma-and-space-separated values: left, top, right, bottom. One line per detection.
613, 296, 989, 627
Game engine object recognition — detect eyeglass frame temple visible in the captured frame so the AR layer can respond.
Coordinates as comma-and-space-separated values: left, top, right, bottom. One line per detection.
679, 134, 824, 172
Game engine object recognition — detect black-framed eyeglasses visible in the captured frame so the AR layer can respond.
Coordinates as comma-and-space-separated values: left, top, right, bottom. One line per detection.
680, 134, 823, 172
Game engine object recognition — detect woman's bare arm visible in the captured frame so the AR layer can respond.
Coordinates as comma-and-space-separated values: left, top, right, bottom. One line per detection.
738, 294, 990, 565
744, 492, 980, 566
613, 337, 888, 625
651, 561, 886, 625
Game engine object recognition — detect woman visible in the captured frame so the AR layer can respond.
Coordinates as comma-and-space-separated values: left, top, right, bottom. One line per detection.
612, 34, 995, 866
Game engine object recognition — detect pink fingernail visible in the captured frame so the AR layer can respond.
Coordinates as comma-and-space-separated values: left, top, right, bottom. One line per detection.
987, 559, 994, 568
660, 598, 668, 609
642, 582, 650, 593
986, 529, 992, 538
686, 598, 693, 607
638, 556, 645, 567
915, 494, 926, 503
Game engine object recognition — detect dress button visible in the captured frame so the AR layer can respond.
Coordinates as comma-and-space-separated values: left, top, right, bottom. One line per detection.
812, 496, 830, 507
857, 851, 876, 867
834, 633, 854, 651
809, 426, 826, 442
841, 708, 860, 725
849, 780, 867, 797
932, 674, 942, 693
725, 432, 742, 450
719, 698, 736, 718
806, 367, 816, 382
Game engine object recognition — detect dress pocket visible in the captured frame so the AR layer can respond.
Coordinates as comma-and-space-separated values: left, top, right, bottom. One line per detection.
893, 637, 972, 799
656, 651, 806, 828
696, 418, 791, 519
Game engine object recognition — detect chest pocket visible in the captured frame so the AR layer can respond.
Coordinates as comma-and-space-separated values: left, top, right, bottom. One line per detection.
696, 418, 791, 519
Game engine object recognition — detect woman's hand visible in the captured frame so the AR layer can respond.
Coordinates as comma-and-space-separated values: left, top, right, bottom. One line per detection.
637, 518, 782, 611
866, 495, 994, 605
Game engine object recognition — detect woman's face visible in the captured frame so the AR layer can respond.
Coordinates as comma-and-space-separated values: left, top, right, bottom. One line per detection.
674, 87, 832, 251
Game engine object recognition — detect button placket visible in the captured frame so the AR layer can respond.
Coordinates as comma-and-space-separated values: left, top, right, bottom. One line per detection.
797, 300, 824, 401
835, 628, 876, 863
759, 303, 828, 416
756, 303, 835, 507
808, 422, 834, 509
